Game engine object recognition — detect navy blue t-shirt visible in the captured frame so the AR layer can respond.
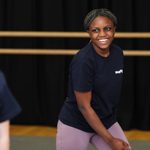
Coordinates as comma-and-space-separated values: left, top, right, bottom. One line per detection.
59, 42, 123, 132
0, 71, 21, 122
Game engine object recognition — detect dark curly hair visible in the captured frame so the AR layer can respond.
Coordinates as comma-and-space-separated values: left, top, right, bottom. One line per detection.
83, 8, 117, 31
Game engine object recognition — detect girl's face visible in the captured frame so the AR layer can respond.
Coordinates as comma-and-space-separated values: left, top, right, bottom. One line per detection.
87, 16, 116, 55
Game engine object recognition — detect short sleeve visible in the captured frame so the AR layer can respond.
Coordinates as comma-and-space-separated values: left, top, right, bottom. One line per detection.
0, 72, 21, 122
71, 58, 94, 92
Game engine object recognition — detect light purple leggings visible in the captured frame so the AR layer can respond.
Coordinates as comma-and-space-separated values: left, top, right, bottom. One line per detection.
56, 120, 131, 150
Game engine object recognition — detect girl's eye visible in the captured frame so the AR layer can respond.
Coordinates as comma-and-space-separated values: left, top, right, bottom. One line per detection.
92, 28, 100, 33
104, 27, 112, 31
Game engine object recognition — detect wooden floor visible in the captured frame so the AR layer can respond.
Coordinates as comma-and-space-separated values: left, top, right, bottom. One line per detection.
10, 125, 150, 141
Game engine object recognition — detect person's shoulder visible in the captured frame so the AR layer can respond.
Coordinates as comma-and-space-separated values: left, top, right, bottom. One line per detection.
0, 71, 5, 78
0, 71, 6, 89
111, 44, 123, 56
111, 44, 122, 51
73, 42, 94, 63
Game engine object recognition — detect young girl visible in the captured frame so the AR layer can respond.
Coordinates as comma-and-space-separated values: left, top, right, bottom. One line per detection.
57, 8, 131, 150
0, 71, 21, 150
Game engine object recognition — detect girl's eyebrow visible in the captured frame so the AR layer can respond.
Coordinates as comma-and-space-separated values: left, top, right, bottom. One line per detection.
90, 24, 113, 28
91, 26, 112, 29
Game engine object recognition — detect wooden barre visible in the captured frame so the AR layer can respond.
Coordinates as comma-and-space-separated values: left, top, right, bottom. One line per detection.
0, 49, 77, 55
0, 31, 150, 38
0, 48, 150, 56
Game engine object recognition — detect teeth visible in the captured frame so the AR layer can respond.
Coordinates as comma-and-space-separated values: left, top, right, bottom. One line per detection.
99, 39, 107, 42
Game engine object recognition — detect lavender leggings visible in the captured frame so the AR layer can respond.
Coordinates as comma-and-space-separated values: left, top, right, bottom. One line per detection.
56, 120, 130, 150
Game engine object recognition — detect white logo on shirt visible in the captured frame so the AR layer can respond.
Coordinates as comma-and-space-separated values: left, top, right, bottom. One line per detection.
115, 69, 123, 74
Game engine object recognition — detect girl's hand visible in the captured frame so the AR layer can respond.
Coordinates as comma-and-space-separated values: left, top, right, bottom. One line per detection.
110, 137, 131, 150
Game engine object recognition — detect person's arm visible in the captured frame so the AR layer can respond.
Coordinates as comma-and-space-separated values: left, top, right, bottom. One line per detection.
75, 91, 130, 150
0, 120, 10, 150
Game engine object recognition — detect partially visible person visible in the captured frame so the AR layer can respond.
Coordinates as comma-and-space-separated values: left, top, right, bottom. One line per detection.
56, 8, 131, 150
0, 71, 21, 150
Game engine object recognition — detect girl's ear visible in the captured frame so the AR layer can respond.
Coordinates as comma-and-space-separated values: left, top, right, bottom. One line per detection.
86, 29, 90, 34
86, 30, 91, 38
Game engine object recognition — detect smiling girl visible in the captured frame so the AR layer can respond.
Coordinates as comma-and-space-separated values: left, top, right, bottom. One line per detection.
56, 8, 131, 150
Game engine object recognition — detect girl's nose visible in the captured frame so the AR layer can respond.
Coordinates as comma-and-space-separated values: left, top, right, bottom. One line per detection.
98, 30, 106, 37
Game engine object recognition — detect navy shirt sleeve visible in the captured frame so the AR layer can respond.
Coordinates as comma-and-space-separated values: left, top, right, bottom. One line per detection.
0, 71, 21, 122
71, 54, 94, 92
